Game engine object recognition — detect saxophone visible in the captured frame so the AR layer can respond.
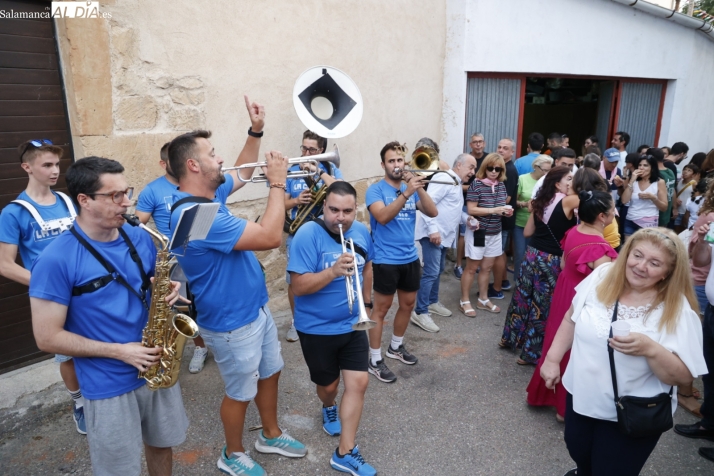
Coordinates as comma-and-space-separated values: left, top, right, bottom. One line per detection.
122, 214, 199, 390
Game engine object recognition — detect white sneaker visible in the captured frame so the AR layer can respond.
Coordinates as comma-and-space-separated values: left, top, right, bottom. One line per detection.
428, 302, 453, 317
286, 322, 299, 342
189, 346, 208, 373
410, 311, 439, 333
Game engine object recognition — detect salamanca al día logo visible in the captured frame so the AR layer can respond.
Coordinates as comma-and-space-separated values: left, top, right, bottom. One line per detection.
0, 2, 112, 19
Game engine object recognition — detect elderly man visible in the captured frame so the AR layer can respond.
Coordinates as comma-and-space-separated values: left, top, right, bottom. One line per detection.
411, 153, 477, 332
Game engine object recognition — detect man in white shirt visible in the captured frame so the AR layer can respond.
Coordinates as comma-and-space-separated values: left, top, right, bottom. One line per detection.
412, 153, 476, 332
611, 131, 630, 171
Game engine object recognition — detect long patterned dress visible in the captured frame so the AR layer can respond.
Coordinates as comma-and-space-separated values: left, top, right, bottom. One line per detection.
526, 227, 617, 416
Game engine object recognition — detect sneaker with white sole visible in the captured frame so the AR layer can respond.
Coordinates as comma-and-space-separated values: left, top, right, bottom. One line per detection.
286, 322, 299, 342
189, 346, 208, 374
330, 445, 377, 476
410, 311, 439, 333
254, 429, 307, 458
368, 358, 396, 383
73, 405, 87, 435
322, 404, 341, 436
428, 302, 453, 317
217, 447, 265, 476
386, 344, 418, 365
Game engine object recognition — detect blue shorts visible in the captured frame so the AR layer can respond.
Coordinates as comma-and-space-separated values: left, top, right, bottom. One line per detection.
623, 219, 643, 236
199, 307, 284, 402
285, 234, 293, 284
55, 354, 72, 363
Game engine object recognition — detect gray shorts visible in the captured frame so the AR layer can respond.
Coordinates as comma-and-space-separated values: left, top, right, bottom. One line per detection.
84, 383, 189, 476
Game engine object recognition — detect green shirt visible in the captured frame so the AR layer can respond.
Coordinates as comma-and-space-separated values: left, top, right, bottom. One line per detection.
658, 167, 675, 227
515, 173, 538, 228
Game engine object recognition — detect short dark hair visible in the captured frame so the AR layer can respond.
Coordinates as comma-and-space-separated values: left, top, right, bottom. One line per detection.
625, 153, 642, 168
615, 131, 630, 146
380, 141, 406, 163
585, 145, 602, 157
325, 181, 356, 201
646, 147, 665, 163
168, 130, 212, 179
587, 135, 599, 145
636, 144, 650, 154
303, 130, 327, 153
671, 142, 689, 156
548, 132, 562, 142
690, 152, 707, 169
577, 190, 614, 224
66, 157, 125, 210
683, 163, 700, 175
528, 132, 544, 151
18, 141, 64, 164
160, 142, 170, 162
554, 147, 576, 160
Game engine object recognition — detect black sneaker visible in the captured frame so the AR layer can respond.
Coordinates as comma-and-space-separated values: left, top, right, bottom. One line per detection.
386, 344, 418, 365
368, 359, 397, 383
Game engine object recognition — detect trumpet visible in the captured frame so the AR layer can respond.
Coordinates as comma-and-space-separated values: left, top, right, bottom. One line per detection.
222, 144, 341, 183
338, 224, 376, 331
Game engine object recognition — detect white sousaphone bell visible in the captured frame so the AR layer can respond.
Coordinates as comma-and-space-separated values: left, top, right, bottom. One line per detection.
293, 65, 363, 139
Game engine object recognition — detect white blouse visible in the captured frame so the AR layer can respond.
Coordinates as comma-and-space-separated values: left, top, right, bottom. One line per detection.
562, 263, 708, 421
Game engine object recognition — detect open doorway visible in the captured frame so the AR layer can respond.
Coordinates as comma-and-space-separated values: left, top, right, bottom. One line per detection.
520, 77, 614, 157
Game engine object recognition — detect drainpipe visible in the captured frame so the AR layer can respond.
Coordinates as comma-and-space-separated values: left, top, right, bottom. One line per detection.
609, 0, 714, 42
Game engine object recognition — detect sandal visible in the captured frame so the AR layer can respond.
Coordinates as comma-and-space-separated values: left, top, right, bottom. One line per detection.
516, 358, 534, 366
677, 388, 702, 399
498, 338, 509, 348
476, 298, 500, 314
459, 300, 477, 317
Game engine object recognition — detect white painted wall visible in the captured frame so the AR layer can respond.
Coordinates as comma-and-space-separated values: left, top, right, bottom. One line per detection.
441, 0, 714, 161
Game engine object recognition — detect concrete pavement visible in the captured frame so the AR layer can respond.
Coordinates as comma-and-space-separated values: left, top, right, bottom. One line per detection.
0, 269, 711, 475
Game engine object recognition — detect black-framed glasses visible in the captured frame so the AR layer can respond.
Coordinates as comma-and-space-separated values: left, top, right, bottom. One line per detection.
536, 165, 551, 173
486, 166, 503, 173
300, 145, 321, 155
19, 138, 53, 161
88, 187, 134, 204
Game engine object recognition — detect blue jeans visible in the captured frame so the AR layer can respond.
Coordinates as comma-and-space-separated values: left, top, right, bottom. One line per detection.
512, 226, 530, 284
695, 285, 708, 315
701, 304, 714, 429
415, 237, 447, 315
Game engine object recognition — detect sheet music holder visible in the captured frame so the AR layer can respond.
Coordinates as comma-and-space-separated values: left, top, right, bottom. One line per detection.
169, 203, 219, 254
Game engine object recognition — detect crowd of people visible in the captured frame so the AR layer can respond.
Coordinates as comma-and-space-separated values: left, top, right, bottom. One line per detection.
0, 98, 713, 475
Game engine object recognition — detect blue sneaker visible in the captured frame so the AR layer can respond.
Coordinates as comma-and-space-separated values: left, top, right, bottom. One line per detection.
501, 280, 512, 291
322, 404, 341, 436
73, 405, 87, 435
254, 429, 307, 458
453, 266, 463, 279
217, 447, 265, 476
330, 446, 377, 476
487, 284, 504, 300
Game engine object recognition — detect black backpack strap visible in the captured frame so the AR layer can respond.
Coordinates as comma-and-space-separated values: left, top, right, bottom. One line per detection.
69, 227, 149, 310
118, 227, 151, 294
170, 196, 213, 214
312, 218, 368, 261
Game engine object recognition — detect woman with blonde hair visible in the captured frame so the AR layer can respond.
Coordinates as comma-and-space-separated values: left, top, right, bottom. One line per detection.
541, 227, 707, 476
460, 153, 512, 316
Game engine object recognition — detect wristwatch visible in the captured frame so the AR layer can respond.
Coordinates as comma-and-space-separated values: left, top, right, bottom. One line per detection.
364, 302, 373, 309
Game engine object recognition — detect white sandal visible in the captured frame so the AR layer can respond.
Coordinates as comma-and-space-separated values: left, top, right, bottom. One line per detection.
459, 300, 477, 317
476, 298, 500, 314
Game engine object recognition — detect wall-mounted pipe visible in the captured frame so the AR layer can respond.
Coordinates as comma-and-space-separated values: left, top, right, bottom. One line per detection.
610, 0, 714, 41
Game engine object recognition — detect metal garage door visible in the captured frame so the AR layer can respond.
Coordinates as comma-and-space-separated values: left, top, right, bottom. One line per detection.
616, 82, 664, 153
464, 76, 521, 153
0, 0, 74, 373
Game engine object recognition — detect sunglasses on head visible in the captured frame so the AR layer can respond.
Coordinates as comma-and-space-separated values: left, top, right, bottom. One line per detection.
20, 139, 53, 161
486, 166, 503, 173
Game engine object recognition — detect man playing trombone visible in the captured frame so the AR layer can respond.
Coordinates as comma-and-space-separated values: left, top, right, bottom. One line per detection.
283, 130, 343, 342
288, 181, 376, 476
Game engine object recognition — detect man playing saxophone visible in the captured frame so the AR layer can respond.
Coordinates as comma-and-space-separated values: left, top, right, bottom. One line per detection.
284, 130, 343, 342
288, 181, 376, 476
29, 157, 187, 476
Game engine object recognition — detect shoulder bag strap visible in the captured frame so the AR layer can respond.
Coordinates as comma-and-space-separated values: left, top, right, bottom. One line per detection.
608, 301, 621, 403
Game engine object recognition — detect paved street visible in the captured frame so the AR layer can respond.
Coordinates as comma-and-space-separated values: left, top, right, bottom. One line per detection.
1, 270, 711, 475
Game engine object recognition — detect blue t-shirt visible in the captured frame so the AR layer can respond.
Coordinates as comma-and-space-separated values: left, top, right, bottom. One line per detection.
0, 191, 75, 269
29, 223, 156, 400
170, 174, 268, 333
287, 221, 374, 335
365, 180, 420, 265
135, 176, 178, 237
514, 152, 539, 176
285, 164, 343, 219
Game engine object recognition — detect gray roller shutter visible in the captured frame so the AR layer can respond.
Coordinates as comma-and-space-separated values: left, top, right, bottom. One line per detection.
616, 82, 663, 153
465, 77, 521, 153
595, 81, 615, 148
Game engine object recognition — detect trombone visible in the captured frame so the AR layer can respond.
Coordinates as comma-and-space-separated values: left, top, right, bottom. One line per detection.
222, 144, 341, 183
338, 224, 376, 331
396, 145, 458, 186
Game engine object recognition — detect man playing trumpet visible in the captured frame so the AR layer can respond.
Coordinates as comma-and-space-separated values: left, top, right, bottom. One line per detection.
288, 181, 376, 476
365, 142, 438, 383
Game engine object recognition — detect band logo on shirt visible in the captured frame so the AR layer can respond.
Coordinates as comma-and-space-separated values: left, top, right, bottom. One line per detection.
385, 196, 416, 221
322, 252, 365, 271
31, 222, 64, 241
162, 195, 174, 212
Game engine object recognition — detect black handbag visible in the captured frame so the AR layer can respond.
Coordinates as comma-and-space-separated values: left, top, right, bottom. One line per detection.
608, 301, 674, 438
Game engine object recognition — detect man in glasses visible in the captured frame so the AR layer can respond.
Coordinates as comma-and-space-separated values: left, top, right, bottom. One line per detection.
0, 139, 87, 435
283, 130, 343, 342
531, 148, 577, 200
134, 95, 265, 372
29, 157, 187, 475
